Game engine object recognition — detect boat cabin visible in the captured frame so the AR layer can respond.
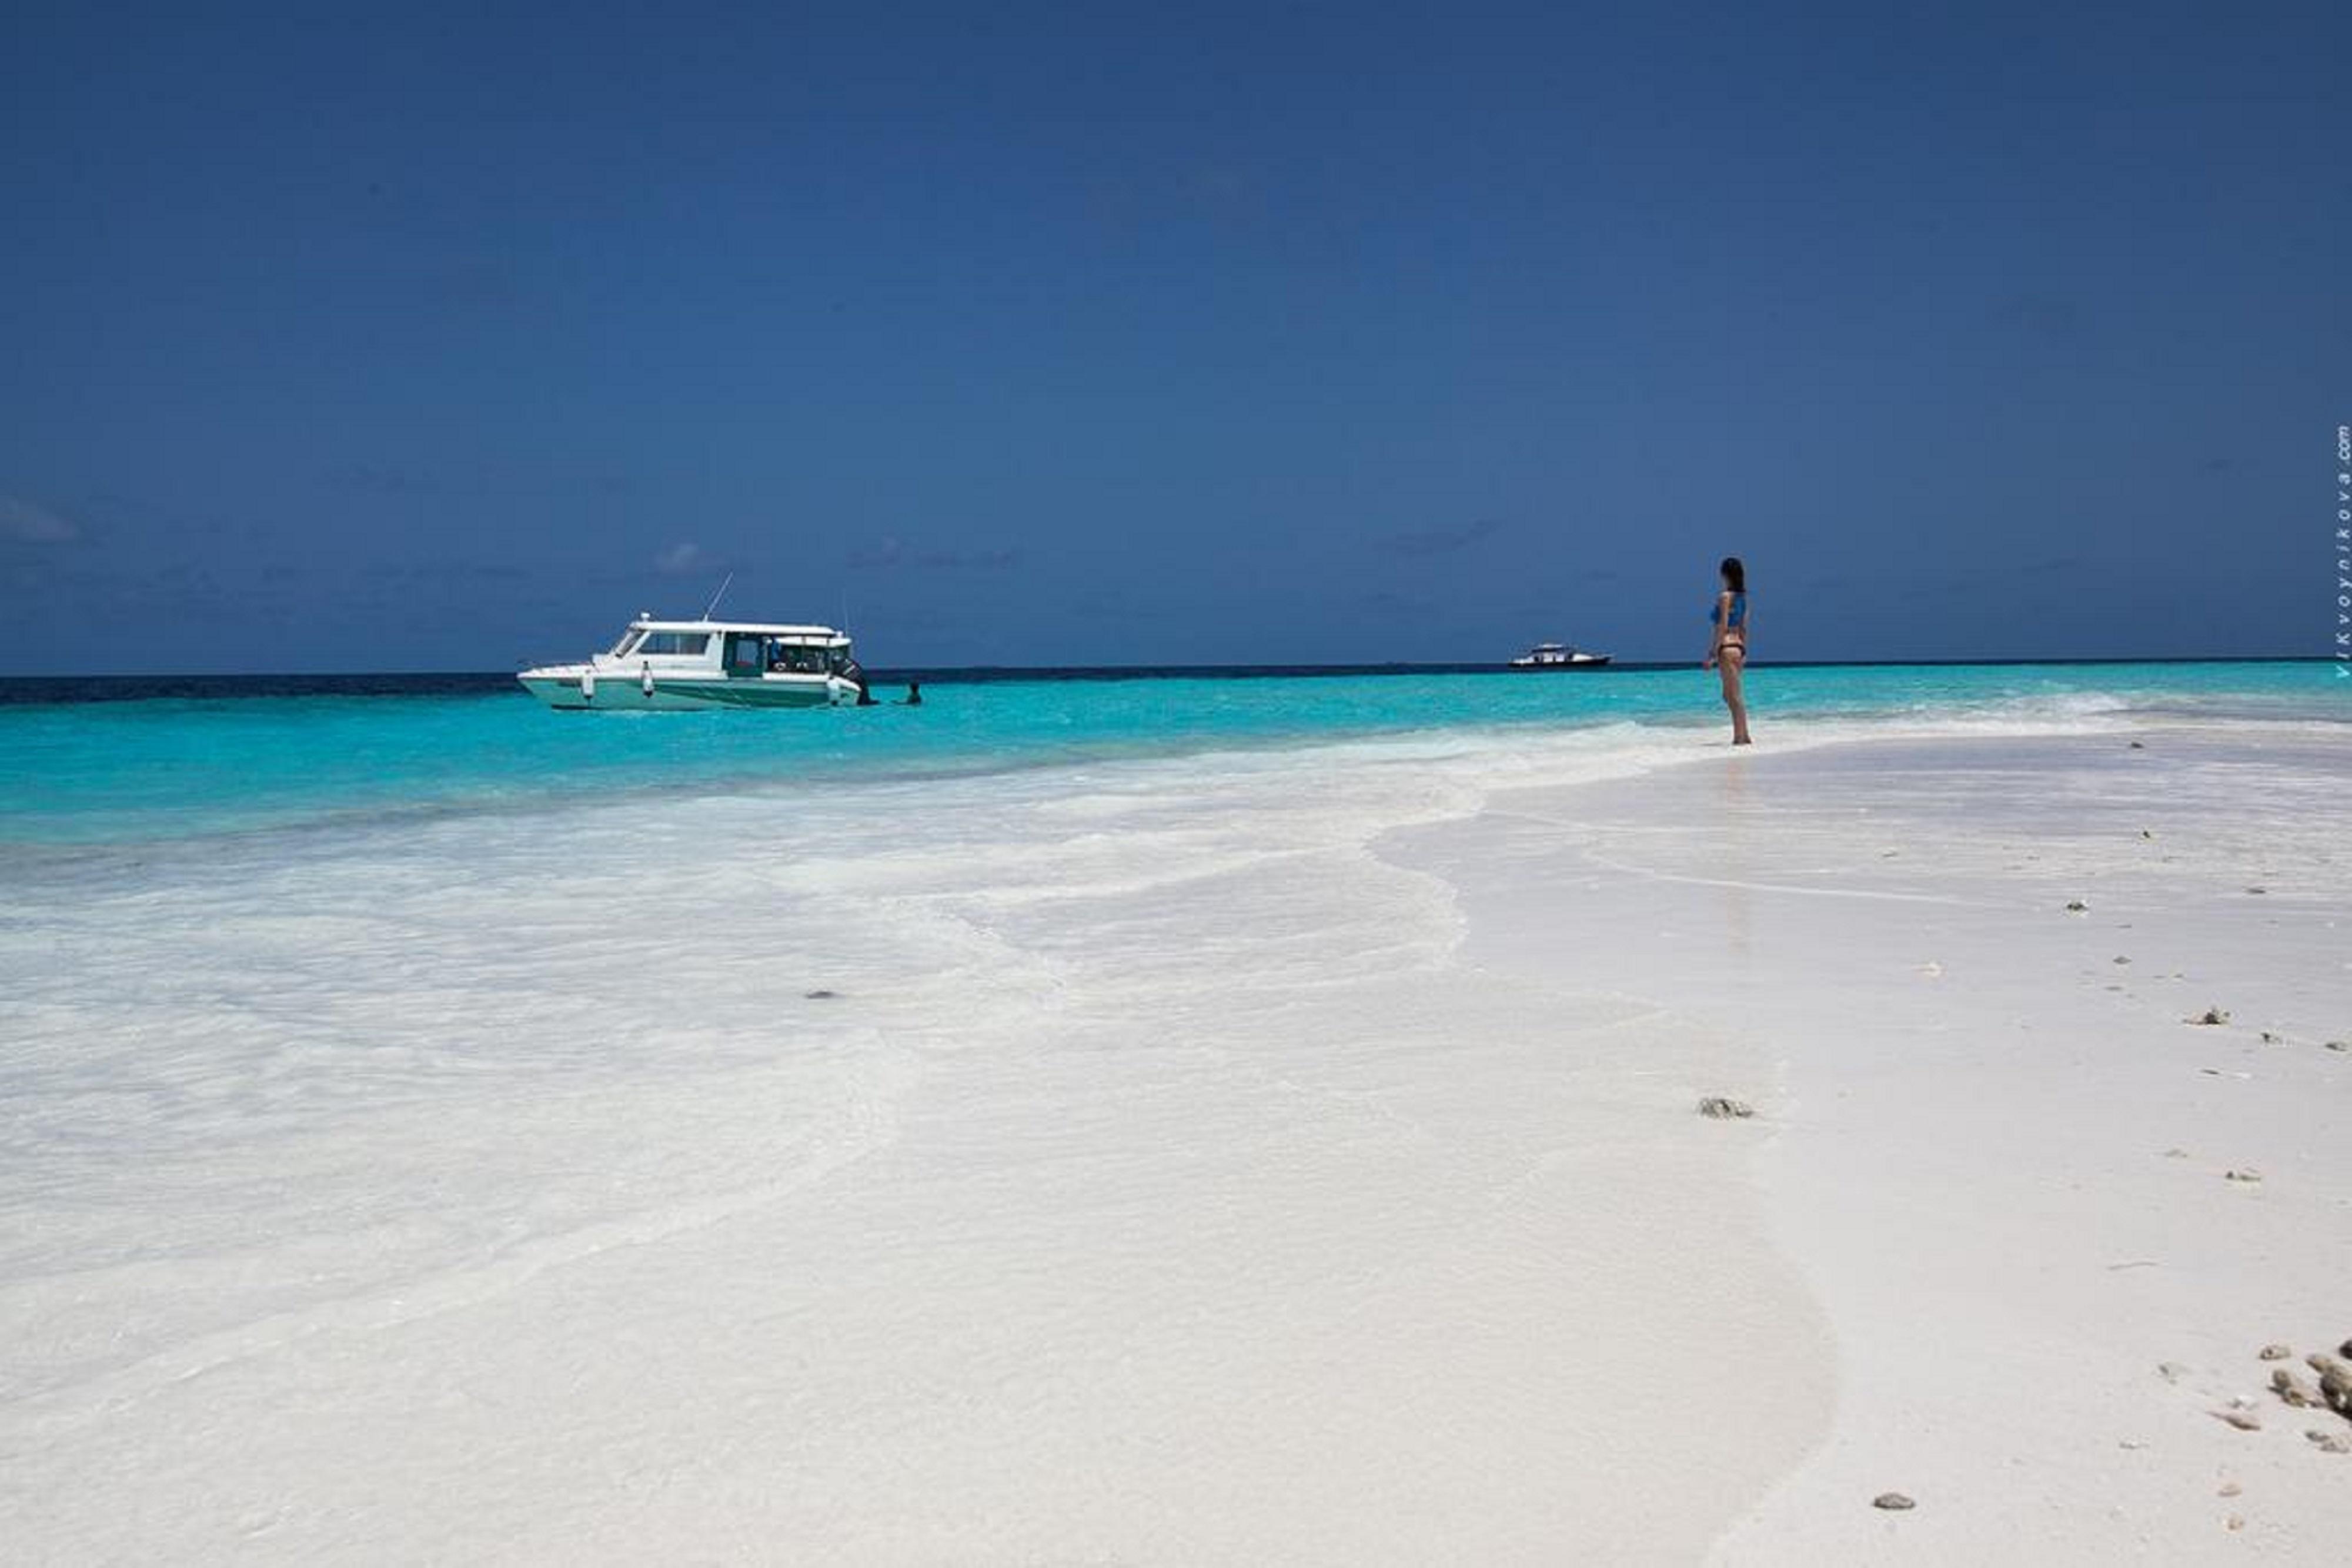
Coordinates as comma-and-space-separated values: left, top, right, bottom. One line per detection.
600, 617, 855, 677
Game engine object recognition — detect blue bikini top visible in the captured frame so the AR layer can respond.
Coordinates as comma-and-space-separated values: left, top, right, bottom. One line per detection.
1712, 590, 1746, 629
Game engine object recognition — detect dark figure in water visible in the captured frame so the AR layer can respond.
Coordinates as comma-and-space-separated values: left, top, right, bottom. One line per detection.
1703, 555, 1752, 745
903, 681, 923, 706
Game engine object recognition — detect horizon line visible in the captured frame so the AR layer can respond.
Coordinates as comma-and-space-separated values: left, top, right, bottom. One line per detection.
0, 653, 2328, 686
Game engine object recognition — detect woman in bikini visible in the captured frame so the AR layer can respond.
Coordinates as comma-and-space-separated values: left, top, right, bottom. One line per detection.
1703, 556, 1752, 745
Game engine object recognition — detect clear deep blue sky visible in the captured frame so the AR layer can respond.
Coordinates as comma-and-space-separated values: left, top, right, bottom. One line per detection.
2, 2, 2344, 673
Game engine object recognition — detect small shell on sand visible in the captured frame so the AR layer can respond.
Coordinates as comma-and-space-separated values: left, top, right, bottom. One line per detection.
2308, 1430, 2352, 1454
2224, 1168, 2263, 1183
2219, 1480, 2243, 1497
1697, 1096, 1755, 1119
2271, 1368, 2321, 1408
2064, 899, 2089, 912
1871, 1492, 1916, 1511
2212, 1409, 2263, 1431
2258, 1343, 2293, 1360
2188, 1007, 2230, 1025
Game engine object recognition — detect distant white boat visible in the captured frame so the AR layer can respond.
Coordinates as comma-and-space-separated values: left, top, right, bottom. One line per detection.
519, 613, 866, 710
1509, 642, 1611, 669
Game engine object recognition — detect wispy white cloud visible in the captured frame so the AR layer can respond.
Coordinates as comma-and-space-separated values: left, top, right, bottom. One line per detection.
847, 535, 1023, 571
0, 496, 80, 544
653, 541, 709, 576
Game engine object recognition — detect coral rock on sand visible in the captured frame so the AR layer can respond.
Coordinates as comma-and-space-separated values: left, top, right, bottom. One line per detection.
1872, 1493, 1916, 1511
2064, 899, 2089, 912
1697, 1096, 1755, 1119
2213, 1410, 2264, 1432
2259, 1343, 2294, 1361
2328, 1041, 2349, 1053
2306, 1353, 2352, 1417
2188, 1007, 2231, 1025
2224, 1168, 2263, 1184
2271, 1369, 2323, 1408
2309, 1430, 2352, 1454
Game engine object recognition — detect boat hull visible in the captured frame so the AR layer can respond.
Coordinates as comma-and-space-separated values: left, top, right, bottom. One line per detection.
1508, 657, 1612, 670
517, 673, 854, 710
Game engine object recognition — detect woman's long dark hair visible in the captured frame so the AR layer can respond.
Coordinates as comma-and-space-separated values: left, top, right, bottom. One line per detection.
1719, 556, 1746, 593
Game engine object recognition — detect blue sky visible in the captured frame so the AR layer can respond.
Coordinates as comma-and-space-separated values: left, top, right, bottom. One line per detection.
2, 2, 2344, 673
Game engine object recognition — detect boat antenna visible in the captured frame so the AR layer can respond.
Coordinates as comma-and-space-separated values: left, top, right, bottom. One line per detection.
700, 572, 733, 621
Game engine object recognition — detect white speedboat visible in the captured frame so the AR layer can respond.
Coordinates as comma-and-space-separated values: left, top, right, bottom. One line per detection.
1509, 642, 1611, 668
519, 613, 866, 710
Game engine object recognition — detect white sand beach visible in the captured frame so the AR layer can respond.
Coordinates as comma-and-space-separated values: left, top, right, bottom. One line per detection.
1409, 724, 2352, 1562
1, 717, 2346, 1562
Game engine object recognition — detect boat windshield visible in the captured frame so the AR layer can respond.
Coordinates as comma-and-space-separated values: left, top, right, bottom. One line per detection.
610, 627, 646, 656
636, 631, 710, 657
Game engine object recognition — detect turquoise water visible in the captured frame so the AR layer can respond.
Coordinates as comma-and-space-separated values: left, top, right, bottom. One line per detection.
0, 662, 2337, 847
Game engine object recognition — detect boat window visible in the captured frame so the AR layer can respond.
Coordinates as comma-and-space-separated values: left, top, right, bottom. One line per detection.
768, 643, 827, 674
636, 631, 710, 657
611, 629, 645, 657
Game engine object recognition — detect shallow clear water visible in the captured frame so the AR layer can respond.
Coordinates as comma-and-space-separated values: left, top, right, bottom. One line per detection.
1, 661, 2336, 847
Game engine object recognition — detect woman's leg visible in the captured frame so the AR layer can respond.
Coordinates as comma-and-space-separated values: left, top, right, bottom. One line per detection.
1719, 646, 1751, 744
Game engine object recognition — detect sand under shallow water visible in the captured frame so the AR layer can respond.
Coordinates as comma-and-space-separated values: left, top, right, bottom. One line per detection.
1, 713, 2346, 1562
